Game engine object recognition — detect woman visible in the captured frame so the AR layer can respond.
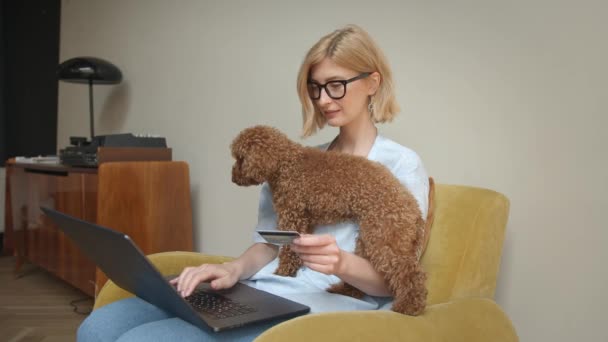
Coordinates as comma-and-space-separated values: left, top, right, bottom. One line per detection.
78, 24, 429, 342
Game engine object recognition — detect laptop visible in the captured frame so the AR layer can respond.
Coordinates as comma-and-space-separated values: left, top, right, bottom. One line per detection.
41, 207, 310, 332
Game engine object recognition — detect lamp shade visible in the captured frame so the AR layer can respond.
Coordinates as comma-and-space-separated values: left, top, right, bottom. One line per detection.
58, 57, 122, 84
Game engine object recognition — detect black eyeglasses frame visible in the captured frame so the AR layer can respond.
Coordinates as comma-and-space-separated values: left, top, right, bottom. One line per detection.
307, 72, 371, 100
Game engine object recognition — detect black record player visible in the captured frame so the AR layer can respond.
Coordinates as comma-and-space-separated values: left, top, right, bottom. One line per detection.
59, 133, 168, 167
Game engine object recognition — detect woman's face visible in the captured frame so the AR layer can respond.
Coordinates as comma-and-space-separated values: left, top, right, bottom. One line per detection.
308, 58, 378, 128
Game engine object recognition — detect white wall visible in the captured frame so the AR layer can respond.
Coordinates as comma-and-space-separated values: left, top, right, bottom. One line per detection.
59, 1, 608, 340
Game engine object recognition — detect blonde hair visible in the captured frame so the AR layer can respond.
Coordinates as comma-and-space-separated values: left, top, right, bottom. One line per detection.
297, 25, 400, 137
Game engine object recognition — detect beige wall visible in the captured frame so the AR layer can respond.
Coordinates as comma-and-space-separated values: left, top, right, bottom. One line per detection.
59, 1, 607, 340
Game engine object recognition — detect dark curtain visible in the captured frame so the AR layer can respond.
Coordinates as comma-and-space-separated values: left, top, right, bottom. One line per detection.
1, 0, 60, 166
0, 3, 6, 164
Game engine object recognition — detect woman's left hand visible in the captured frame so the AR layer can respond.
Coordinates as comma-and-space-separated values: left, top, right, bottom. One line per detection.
290, 234, 345, 275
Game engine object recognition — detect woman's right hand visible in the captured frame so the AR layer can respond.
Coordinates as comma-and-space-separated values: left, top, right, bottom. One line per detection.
169, 262, 242, 297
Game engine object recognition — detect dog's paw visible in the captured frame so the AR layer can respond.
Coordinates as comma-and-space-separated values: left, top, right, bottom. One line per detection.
273, 265, 297, 277
327, 282, 365, 299
274, 246, 302, 277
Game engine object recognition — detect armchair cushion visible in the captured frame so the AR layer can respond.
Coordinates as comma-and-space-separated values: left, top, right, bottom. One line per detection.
256, 297, 516, 342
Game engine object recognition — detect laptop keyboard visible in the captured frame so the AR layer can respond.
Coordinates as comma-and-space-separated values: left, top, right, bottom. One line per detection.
185, 290, 257, 319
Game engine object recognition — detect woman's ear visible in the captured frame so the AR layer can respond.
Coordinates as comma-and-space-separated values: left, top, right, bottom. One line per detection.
368, 72, 381, 95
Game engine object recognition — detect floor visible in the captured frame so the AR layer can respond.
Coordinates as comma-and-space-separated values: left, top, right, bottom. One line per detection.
0, 256, 91, 342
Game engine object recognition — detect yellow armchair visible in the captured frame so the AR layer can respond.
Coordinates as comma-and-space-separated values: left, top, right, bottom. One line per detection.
94, 183, 518, 341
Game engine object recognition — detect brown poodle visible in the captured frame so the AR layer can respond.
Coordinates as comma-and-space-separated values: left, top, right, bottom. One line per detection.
230, 125, 427, 315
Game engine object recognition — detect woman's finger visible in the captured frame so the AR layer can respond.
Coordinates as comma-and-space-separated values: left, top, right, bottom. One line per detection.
183, 267, 219, 297
192, 265, 234, 295
299, 254, 338, 265
176, 266, 195, 293
291, 243, 340, 256
293, 234, 335, 247
177, 265, 207, 295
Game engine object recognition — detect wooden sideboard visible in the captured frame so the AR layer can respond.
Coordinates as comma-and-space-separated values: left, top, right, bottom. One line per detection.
3, 160, 193, 297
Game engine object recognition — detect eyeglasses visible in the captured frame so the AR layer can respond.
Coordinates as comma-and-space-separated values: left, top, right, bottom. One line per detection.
307, 72, 371, 100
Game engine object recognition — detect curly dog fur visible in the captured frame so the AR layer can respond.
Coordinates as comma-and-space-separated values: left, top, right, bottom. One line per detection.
230, 125, 427, 315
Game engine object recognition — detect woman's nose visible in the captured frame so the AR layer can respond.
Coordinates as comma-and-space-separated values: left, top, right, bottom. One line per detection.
318, 88, 333, 105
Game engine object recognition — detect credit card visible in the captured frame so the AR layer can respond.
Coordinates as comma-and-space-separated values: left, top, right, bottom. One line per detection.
257, 230, 300, 245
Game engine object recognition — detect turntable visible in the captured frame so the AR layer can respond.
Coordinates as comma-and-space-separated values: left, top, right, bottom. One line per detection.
59, 133, 172, 167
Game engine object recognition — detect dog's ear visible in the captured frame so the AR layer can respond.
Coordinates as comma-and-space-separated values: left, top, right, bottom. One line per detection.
242, 142, 280, 182
232, 153, 268, 186
230, 126, 287, 185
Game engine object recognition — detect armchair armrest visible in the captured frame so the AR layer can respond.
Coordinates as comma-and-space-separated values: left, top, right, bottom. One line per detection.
255, 297, 518, 342
93, 251, 234, 310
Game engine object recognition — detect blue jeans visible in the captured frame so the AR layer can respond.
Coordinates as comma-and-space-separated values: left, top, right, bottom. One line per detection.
77, 297, 284, 342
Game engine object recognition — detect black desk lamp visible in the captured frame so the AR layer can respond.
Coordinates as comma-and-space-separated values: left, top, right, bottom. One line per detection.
58, 57, 122, 141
